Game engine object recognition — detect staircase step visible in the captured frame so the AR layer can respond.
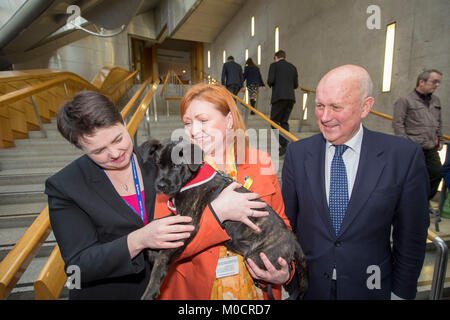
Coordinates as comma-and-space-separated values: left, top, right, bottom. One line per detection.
0, 184, 46, 204
0, 168, 60, 185
0, 201, 46, 215
0, 225, 54, 247
0, 145, 81, 158
28, 130, 68, 139
13, 137, 72, 147
0, 154, 79, 170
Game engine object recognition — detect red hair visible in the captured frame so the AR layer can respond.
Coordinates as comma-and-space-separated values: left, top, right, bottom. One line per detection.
180, 83, 248, 152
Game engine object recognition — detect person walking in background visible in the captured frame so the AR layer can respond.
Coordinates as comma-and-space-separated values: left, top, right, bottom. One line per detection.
221, 56, 244, 95
393, 69, 443, 200
243, 58, 265, 115
282, 65, 429, 300
267, 50, 298, 156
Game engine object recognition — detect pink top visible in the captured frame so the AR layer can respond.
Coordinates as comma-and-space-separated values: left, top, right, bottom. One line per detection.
121, 192, 147, 225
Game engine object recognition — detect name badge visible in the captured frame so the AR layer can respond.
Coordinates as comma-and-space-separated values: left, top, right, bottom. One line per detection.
215, 255, 239, 279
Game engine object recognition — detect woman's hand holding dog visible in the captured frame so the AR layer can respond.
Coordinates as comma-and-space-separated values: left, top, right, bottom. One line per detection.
127, 216, 194, 258
211, 182, 269, 232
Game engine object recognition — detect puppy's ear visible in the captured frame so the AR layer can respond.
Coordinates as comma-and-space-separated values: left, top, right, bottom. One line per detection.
138, 139, 162, 163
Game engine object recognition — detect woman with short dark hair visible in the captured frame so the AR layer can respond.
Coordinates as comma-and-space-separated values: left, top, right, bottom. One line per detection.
46, 90, 195, 299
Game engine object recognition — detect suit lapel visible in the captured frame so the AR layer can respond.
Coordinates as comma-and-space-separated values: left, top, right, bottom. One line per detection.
338, 128, 385, 237
304, 135, 336, 237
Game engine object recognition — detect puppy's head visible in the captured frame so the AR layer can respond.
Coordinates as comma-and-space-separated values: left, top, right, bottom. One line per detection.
140, 138, 203, 196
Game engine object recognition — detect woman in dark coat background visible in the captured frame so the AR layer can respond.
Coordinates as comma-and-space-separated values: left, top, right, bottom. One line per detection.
243, 58, 265, 114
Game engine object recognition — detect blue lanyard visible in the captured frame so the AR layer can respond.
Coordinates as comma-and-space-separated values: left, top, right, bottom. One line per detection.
102, 153, 145, 223
130, 153, 145, 222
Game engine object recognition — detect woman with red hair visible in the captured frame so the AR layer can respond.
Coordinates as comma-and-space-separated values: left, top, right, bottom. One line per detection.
154, 83, 295, 300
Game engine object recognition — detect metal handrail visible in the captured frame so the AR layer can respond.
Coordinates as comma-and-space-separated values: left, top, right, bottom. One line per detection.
232, 93, 299, 143
427, 230, 449, 300
298, 85, 315, 93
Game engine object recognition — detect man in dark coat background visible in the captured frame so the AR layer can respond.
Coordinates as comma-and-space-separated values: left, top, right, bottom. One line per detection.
267, 50, 298, 156
221, 56, 243, 95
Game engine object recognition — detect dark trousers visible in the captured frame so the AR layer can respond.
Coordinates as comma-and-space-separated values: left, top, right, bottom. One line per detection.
226, 84, 241, 95
423, 147, 442, 200
250, 99, 256, 114
270, 99, 294, 148
330, 280, 337, 300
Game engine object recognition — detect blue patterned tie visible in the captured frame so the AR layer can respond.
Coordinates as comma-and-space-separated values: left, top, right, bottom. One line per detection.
329, 145, 349, 235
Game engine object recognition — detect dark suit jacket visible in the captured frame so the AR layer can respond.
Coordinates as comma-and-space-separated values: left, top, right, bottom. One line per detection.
221, 60, 243, 87
45, 147, 156, 299
282, 127, 430, 299
267, 59, 298, 103
243, 65, 264, 86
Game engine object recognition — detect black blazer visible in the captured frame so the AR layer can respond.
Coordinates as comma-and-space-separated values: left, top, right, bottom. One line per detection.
267, 59, 298, 103
45, 147, 156, 299
282, 128, 429, 299
243, 65, 264, 87
221, 61, 243, 87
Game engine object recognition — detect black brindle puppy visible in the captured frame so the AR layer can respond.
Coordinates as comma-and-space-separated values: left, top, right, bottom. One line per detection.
139, 138, 307, 300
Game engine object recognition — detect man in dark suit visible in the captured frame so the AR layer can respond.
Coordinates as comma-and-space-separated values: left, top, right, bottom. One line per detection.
221, 56, 243, 95
267, 50, 298, 156
282, 65, 429, 300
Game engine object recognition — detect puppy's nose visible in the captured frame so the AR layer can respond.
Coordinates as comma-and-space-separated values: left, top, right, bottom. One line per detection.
156, 182, 167, 191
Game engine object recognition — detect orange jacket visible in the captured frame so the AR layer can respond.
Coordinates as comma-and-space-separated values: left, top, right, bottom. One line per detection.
155, 149, 292, 300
